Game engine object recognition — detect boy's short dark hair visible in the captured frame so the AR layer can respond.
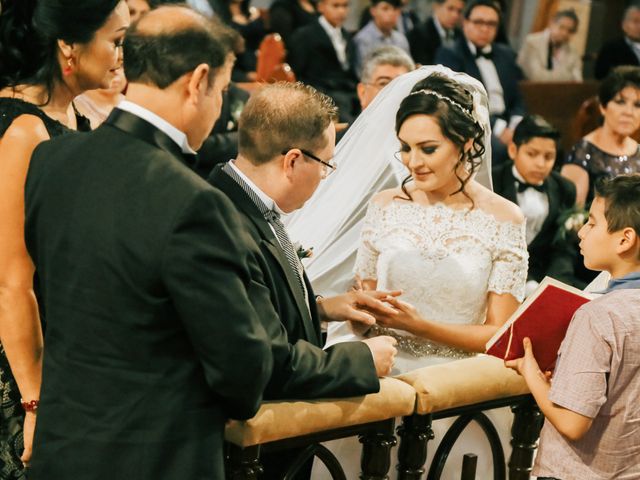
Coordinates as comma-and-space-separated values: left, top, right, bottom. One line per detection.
464, 0, 501, 19
512, 115, 560, 147
371, 0, 402, 7
595, 175, 640, 236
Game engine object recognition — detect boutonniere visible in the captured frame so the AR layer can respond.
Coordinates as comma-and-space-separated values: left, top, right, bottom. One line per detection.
553, 206, 588, 246
294, 242, 314, 260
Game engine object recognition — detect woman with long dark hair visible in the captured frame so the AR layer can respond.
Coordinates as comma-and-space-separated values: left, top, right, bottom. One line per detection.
0, 1, 129, 474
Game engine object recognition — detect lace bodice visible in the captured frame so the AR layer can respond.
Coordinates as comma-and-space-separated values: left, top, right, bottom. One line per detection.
354, 200, 528, 358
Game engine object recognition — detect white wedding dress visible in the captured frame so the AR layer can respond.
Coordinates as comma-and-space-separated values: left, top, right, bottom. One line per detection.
288, 66, 529, 479
313, 198, 528, 480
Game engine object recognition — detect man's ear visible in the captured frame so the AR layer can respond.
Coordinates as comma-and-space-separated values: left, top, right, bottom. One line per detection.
281, 148, 302, 180
507, 142, 518, 161
186, 63, 210, 104
356, 82, 366, 106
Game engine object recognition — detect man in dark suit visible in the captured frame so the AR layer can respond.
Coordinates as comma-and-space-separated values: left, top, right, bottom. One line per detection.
288, 0, 359, 123
595, 4, 640, 80
492, 115, 580, 294
408, 0, 464, 66
209, 82, 398, 478
435, 0, 525, 166
25, 7, 272, 479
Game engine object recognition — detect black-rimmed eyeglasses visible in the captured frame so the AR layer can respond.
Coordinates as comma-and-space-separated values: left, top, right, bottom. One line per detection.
281, 148, 337, 178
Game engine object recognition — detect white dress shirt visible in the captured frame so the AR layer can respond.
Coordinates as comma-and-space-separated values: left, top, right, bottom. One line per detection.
117, 100, 197, 154
513, 166, 549, 245
319, 15, 349, 71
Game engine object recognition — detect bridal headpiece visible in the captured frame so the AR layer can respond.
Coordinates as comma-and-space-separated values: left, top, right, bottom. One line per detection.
409, 89, 473, 118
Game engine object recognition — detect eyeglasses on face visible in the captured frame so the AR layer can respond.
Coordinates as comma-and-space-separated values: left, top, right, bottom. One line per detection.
468, 18, 499, 29
281, 148, 337, 178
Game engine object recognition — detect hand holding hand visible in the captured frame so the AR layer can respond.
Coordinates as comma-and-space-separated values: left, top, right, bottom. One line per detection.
362, 335, 397, 377
505, 338, 548, 383
374, 296, 423, 333
318, 290, 401, 325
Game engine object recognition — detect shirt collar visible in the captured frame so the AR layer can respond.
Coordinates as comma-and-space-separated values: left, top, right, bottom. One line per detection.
467, 40, 491, 56
366, 20, 394, 40
319, 15, 343, 39
227, 160, 286, 215
512, 165, 545, 187
117, 100, 196, 154
602, 271, 640, 293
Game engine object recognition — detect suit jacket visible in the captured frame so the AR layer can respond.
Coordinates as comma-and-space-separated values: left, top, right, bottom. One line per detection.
209, 164, 379, 401
435, 37, 526, 123
288, 19, 358, 93
408, 17, 461, 66
595, 36, 640, 80
492, 163, 578, 285
25, 109, 272, 480
517, 29, 582, 81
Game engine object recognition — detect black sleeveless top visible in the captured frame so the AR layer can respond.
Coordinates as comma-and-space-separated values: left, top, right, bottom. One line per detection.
0, 96, 91, 138
0, 97, 90, 326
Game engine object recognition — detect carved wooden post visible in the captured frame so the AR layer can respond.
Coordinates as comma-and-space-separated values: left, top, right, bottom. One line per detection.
225, 444, 263, 480
396, 414, 434, 480
359, 420, 397, 480
508, 397, 544, 480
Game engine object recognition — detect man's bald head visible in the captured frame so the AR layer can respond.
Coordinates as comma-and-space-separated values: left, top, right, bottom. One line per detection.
238, 83, 338, 165
123, 4, 229, 88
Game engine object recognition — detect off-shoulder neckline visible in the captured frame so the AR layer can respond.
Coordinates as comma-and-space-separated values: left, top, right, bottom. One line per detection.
369, 198, 525, 229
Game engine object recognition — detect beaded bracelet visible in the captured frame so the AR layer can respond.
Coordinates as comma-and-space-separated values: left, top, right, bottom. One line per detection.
21, 399, 39, 413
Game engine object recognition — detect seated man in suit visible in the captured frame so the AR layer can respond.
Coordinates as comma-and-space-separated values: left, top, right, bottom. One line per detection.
353, 0, 410, 76
493, 115, 580, 295
209, 82, 398, 478
518, 8, 582, 82
288, 0, 359, 123
408, 0, 465, 66
25, 6, 272, 479
435, 0, 526, 166
595, 4, 640, 80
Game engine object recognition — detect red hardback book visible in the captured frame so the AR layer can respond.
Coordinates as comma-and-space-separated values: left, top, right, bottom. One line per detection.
485, 277, 594, 371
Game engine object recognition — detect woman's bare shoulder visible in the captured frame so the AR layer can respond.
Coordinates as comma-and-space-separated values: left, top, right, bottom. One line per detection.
370, 187, 407, 206
473, 182, 525, 224
1, 113, 50, 147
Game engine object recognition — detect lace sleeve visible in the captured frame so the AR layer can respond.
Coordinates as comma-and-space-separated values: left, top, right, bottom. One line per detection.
488, 220, 528, 302
353, 202, 382, 280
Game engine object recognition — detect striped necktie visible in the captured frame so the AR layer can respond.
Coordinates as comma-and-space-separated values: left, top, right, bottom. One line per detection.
222, 163, 307, 299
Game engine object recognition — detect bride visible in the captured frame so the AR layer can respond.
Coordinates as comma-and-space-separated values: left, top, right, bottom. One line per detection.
287, 67, 528, 479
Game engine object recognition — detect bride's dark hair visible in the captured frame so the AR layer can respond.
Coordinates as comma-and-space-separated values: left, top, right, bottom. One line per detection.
0, 0, 121, 101
395, 73, 486, 203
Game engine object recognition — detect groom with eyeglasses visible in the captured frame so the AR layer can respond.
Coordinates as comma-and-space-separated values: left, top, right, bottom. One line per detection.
435, 0, 526, 166
208, 81, 398, 479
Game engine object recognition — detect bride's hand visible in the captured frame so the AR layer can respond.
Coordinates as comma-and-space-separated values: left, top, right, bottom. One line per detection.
317, 290, 401, 325
375, 297, 423, 332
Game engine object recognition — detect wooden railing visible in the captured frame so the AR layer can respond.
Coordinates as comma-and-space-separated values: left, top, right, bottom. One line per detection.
224, 356, 543, 480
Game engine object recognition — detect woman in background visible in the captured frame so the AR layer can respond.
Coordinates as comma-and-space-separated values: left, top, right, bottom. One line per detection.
0, 1, 129, 475
562, 66, 640, 208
